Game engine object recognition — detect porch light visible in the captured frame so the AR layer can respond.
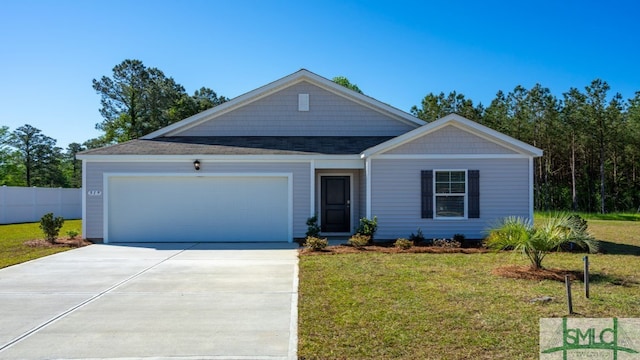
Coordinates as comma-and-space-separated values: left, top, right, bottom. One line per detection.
193, 160, 201, 171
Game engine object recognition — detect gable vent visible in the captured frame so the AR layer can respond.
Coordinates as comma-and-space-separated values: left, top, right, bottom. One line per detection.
298, 93, 309, 111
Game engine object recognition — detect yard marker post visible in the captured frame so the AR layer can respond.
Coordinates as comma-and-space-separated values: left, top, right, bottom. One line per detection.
583, 256, 589, 299
565, 275, 573, 315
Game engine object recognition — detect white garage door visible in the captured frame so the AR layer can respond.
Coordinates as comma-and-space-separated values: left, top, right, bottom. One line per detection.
106, 175, 290, 242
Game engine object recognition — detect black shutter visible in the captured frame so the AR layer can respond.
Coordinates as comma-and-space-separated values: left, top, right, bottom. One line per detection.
468, 170, 480, 218
421, 170, 433, 219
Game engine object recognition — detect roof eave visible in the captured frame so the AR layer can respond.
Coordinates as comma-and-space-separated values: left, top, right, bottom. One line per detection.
76, 153, 364, 161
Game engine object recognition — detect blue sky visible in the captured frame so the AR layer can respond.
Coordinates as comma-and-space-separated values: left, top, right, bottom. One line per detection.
1, 0, 639, 148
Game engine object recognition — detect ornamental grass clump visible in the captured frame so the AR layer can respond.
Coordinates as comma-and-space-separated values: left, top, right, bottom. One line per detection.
486, 213, 599, 270
304, 236, 328, 251
394, 238, 413, 250
348, 234, 371, 249
433, 238, 461, 248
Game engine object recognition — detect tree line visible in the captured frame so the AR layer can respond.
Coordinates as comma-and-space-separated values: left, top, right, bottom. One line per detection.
2, 59, 638, 213
411, 80, 640, 213
0, 59, 228, 188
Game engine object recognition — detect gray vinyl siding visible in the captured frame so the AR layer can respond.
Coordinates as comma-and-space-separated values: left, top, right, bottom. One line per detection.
84, 161, 311, 240
370, 158, 530, 240
176, 81, 416, 136
385, 125, 517, 155
315, 169, 361, 233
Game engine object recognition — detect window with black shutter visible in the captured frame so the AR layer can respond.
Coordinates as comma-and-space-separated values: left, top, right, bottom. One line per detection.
421, 169, 479, 219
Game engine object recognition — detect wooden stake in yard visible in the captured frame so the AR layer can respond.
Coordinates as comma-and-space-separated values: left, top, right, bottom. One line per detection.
583, 256, 590, 299
565, 275, 573, 315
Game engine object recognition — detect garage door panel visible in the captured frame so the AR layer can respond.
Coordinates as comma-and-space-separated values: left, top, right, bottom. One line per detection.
107, 176, 289, 242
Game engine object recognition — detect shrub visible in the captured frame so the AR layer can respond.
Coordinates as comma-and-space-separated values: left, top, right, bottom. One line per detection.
355, 216, 378, 240
304, 236, 328, 251
486, 213, 598, 269
409, 228, 426, 244
348, 233, 371, 249
66, 230, 79, 239
306, 215, 321, 238
40, 213, 64, 244
394, 238, 413, 249
453, 233, 466, 242
433, 238, 461, 248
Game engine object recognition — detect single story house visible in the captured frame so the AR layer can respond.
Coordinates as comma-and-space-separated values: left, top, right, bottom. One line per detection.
77, 69, 542, 243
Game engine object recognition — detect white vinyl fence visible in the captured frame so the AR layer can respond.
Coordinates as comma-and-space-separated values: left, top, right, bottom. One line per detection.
0, 186, 82, 224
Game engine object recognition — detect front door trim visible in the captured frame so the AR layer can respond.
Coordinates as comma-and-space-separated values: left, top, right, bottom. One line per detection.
317, 173, 353, 234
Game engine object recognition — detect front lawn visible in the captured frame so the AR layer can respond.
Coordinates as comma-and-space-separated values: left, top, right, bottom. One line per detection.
298, 220, 640, 359
0, 220, 83, 269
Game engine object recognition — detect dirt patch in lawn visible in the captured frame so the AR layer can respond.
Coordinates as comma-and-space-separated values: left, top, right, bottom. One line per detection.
492, 265, 582, 282
24, 238, 92, 248
300, 244, 488, 255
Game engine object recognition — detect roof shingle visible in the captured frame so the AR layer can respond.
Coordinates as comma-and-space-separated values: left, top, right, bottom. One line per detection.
79, 136, 395, 156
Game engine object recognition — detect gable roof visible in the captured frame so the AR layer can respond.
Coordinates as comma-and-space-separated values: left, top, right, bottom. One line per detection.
141, 69, 424, 139
361, 113, 543, 158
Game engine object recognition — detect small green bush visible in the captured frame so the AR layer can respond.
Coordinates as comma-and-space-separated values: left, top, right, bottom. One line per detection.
304, 236, 328, 251
453, 233, 466, 242
409, 228, 428, 244
433, 238, 461, 248
306, 215, 321, 238
348, 233, 371, 249
394, 238, 413, 249
66, 230, 79, 239
355, 216, 378, 240
40, 213, 64, 244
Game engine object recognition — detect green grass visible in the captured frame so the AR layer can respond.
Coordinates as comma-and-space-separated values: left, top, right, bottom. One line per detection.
0, 220, 82, 269
536, 211, 640, 222
298, 219, 640, 359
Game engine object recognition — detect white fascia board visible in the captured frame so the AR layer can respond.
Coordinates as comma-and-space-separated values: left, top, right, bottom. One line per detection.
314, 159, 365, 169
372, 154, 532, 160
361, 113, 543, 158
76, 154, 363, 162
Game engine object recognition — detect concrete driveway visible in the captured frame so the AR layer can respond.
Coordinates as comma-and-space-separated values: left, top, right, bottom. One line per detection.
0, 242, 299, 360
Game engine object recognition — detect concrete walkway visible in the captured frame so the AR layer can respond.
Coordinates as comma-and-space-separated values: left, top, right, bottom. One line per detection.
0, 242, 299, 360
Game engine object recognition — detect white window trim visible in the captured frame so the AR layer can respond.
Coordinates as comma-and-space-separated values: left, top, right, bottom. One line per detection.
433, 169, 468, 220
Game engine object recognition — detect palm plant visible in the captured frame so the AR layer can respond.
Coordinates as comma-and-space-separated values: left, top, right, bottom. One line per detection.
486, 213, 598, 269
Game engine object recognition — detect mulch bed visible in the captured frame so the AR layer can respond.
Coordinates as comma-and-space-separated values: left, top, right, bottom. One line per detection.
299, 244, 489, 255
492, 265, 582, 282
24, 238, 93, 248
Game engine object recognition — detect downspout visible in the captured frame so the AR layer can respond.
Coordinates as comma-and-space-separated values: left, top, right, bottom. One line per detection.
529, 157, 534, 221
81, 159, 87, 239
365, 156, 372, 219
309, 160, 315, 217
